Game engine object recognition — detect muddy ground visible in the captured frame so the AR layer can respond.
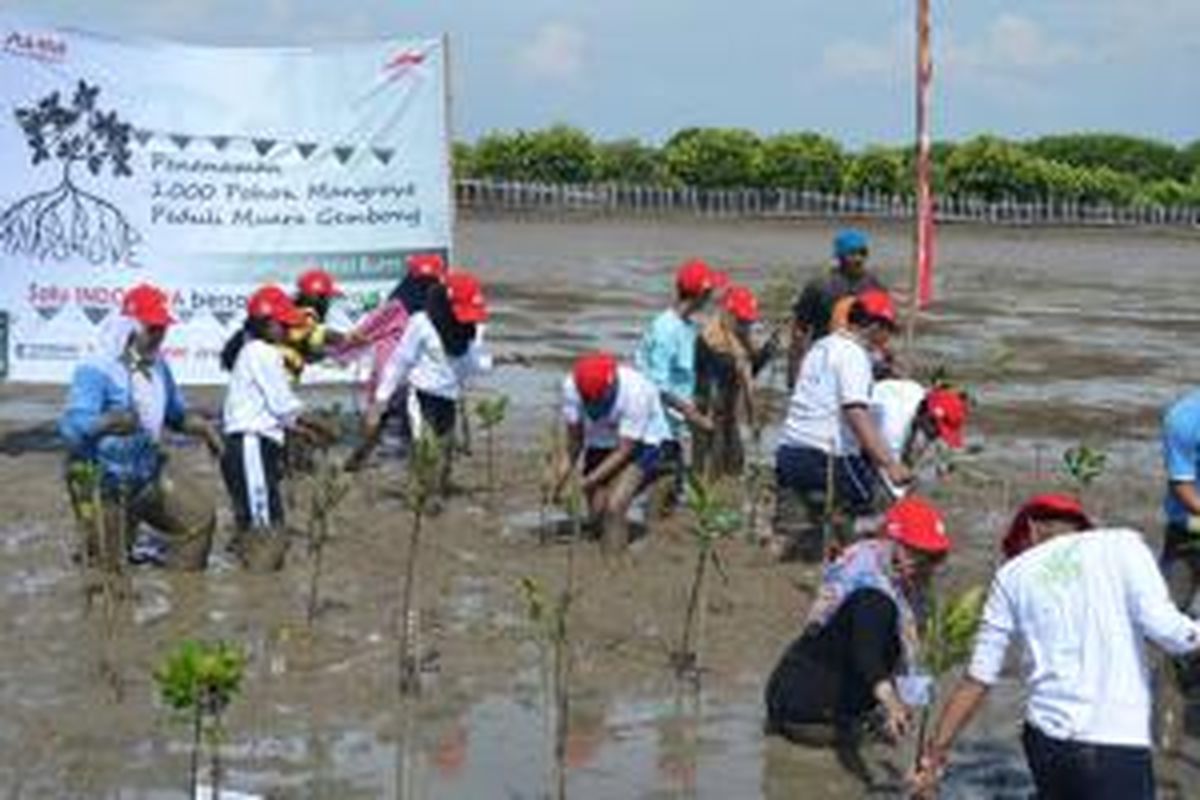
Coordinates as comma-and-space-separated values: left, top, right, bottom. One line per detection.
1, 218, 1198, 798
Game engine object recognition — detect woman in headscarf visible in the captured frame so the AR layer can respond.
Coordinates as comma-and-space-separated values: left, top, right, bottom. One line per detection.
693, 283, 779, 478
59, 283, 221, 570
765, 496, 950, 764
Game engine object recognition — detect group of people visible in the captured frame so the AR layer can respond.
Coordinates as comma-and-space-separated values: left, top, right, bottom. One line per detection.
55, 227, 1200, 798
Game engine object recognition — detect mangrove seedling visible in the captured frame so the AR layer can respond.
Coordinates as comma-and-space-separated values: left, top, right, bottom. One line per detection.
672, 475, 741, 682
1061, 444, 1107, 491
154, 639, 247, 800
398, 428, 443, 695
473, 393, 510, 495
518, 571, 574, 800
305, 452, 351, 624
913, 583, 986, 765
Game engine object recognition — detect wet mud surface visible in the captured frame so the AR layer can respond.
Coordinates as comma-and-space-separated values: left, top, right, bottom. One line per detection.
1, 218, 1198, 798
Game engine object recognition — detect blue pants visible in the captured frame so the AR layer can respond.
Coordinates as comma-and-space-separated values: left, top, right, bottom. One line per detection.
1022, 723, 1154, 800
774, 444, 877, 514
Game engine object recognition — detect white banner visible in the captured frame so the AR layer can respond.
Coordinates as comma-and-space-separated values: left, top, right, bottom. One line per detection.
0, 17, 451, 383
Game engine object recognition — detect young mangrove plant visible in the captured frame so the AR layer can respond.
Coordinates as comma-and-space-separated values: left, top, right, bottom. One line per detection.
1061, 444, 1107, 492
672, 475, 741, 682
154, 639, 247, 800
304, 451, 351, 625
913, 583, 986, 765
398, 428, 443, 695
473, 393, 510, 495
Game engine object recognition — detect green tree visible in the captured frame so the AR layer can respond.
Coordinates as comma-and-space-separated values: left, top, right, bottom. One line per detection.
472, 130, 535, 180
1026, 133, 1189, 183
945, 136, 1043, 200
844, 146, 905, 195
757, 132, 845, 193
595, 138, 664, 184
1135, 178, 1200, 207
452, 141, 475, 179
663, 127, 762, 188
524, 125, 598, 184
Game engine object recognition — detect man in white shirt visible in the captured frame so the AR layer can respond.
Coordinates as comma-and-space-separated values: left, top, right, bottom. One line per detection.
912, 493, 1200, 800
552, 351, 673, 552
773, 289, 911, 561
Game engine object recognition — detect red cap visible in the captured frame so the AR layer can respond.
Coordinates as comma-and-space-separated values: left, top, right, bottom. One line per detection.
247, 285, 305, 326
407, 252, 447, 280
855, 288, 897, 326
675, 259, 715, 298
121, 283, 175, 326
883, 496, 951, 555
926, 389, 967, 448
573, 352, 618, 403
1002, 494, 1092, 560
722, 286, 759, 323
445, 271, 488, 323
297, 268, 342, 298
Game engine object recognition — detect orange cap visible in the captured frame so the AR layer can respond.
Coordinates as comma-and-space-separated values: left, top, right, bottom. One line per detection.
926, 389, 967, 448
855, 288, 897, 326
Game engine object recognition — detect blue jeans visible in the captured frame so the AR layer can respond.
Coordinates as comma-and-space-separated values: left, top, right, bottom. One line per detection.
1022, 723, 1153, 800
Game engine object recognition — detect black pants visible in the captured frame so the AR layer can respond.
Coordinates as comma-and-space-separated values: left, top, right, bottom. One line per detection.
415, 390, 457, 438
1021, 723, 1154, 800
220, 433, 285, 530
775, 444, 877, 514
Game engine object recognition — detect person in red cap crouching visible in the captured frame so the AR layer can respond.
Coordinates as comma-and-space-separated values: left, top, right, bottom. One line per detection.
773, 289, 912, 561
59, 283, 222, 571
912, 495, 1200, 800
551, 351, 674, 552
279, 267, 358, 381
219, 285, 335, 571
869, 379, 969, 497
346, 271, 494, 491
634, 259, 719, 513
765, 496, 950, 785
693, 284, 780, 479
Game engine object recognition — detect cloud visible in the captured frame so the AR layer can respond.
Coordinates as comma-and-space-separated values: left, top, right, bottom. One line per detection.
947, 14, 1082, 73
819, 25, 907, 81
516, 21, 586, 82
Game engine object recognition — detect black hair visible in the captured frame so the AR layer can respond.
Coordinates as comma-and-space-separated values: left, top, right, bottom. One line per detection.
847, 301, 894, 331
220, 316, 274, 371
424, 282, 475, 358
295, 292, 330, 321
389, 273, 440, 314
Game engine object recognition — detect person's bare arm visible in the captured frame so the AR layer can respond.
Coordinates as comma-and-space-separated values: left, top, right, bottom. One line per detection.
786, 320, 810, 390
177, 411, 223, 457
662, 393, 713, 433
1170, 481, 1200, 516
581, 437, 636, 492
910, 678, 990, 797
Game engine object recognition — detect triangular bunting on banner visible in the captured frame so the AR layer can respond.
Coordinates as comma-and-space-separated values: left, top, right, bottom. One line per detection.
173, 307, 194, 323
333, 146, 355, 165
82, 306, 110, 325
296, 142, 318, 160
372, 147, 395, 165
133, 129, 153, 146
210, 135, 231, 151
252, 139, 276, 157
169, 134, 191, 150
34, 306, 61, 321
212, 310, 236, 328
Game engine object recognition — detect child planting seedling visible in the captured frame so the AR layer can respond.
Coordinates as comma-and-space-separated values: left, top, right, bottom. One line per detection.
304, 451, 351, 625
473, 393, 510, 495
154, 639, 247, 800
672, 475, 741, 682
398, 428, 442, 695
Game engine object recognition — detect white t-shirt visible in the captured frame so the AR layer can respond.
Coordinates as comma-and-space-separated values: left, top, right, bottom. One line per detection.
968, 528, 1200, 747
779, 331, 873, 455
374, 312, 492, 403
561, 365, 672, 449
870, 379, 927, 462
222, 339, 304, 444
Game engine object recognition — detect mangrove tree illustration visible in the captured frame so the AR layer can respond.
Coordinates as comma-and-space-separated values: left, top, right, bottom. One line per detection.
1, 80, 140, 264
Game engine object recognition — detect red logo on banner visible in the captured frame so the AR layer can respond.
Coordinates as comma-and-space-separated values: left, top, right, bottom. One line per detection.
383, 49, 426, 79
3, 30, 67, 62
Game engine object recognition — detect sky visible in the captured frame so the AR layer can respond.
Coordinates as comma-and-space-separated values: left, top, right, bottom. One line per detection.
2, 0, 1197, 148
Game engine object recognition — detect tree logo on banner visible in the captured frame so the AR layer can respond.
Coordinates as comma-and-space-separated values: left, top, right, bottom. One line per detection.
0, 80, 140, 265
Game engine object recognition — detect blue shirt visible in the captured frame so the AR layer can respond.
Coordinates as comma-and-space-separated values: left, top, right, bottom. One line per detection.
59, 357, 186, 492
1162, 389, 1200, 525
635, 308, 698, 436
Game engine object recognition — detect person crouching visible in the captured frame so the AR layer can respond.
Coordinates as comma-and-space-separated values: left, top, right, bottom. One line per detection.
59, 283, 222, 571
552, 352, 674, 552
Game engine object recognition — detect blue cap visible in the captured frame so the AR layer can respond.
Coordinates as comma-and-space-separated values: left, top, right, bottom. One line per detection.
833, 229, 869, 259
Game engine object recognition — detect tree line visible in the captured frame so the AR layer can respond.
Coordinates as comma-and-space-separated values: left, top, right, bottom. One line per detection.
453, 126, 1200, 208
